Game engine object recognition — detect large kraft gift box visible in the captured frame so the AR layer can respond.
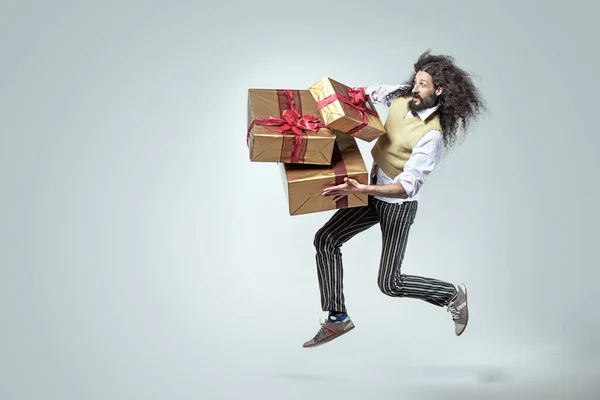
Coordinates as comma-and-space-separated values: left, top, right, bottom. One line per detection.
308, 77, 386, 142
280, 131, 369, 216
247, 88, 336, 165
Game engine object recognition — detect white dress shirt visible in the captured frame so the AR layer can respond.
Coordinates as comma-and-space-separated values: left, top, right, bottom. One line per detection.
365, 84, 444, 204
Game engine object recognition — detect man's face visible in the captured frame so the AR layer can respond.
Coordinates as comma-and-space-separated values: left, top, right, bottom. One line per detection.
409, 70, 441, 111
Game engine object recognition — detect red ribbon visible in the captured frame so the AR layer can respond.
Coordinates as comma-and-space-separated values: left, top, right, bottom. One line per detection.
247, 90, 325, 163
315, 87, 379, 135
331, 143, 349, 209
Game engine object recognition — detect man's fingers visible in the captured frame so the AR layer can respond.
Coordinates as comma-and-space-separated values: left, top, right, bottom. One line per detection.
332, 194, 346, 202
322, 189, 346, 198
322, 185, 340, 193
323, 180, 357, 196
323, 190, 346, 197
322, 183, 347, 195
322, 178, 361, 196
345, 178, 358, 187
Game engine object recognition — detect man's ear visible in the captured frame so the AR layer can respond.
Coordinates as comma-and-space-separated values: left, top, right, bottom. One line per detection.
435, 86, 444, 96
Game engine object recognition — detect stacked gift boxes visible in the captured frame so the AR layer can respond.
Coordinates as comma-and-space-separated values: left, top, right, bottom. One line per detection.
247, 79, 387, 216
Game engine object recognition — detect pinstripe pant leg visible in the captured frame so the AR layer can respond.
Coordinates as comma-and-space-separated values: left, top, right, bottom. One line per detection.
314, 202, 380, 313
375, 199, 456, 307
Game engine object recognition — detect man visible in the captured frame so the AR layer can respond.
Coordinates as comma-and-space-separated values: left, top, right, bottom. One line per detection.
303, 51, 486, 348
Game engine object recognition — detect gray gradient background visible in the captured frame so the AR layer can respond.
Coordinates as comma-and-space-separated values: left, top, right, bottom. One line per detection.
2, 0, 599, 399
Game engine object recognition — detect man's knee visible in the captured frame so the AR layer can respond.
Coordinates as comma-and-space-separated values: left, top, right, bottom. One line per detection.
313, 227, 340, 251
378, 275, 403, 297
378, 280, 396, 297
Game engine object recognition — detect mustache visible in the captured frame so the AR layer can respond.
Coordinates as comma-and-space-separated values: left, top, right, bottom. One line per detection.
411, 93, 421, 100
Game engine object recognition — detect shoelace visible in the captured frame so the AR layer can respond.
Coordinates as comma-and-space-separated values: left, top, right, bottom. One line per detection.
312, 319, 329, 338
447, 304, 460, 320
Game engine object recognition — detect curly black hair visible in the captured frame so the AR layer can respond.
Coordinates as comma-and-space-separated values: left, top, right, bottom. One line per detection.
385, 50, 487, 149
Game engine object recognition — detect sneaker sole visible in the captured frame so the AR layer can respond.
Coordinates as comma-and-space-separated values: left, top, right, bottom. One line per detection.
303, 324, 355, 348
456, 284, 469, 336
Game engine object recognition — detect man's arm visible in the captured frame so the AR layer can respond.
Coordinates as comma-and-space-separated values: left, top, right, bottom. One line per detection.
361, 181, 409, 198
322, 131, 444, 200
321, 177, 408, 200
364, 84, 407, 106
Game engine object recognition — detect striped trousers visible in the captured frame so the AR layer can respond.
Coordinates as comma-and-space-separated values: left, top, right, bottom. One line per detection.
313, 196, 456, 313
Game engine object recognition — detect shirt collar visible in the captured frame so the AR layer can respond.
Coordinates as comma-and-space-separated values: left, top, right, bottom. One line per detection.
407, 104, 440, 121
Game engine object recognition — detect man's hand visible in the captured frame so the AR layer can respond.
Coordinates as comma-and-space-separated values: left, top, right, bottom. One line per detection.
322, 177, 367, 202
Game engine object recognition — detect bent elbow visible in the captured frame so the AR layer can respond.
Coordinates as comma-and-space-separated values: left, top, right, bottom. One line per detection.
401, 179, 423, 199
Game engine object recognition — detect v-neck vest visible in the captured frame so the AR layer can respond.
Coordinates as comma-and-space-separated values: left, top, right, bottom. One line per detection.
371, 96, 442, 179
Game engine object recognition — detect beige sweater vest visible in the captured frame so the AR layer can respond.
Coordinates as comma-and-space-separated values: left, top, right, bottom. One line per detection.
371, 96, 442, 180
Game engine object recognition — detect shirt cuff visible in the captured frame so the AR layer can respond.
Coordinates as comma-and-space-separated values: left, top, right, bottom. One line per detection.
394, 172, 416, 198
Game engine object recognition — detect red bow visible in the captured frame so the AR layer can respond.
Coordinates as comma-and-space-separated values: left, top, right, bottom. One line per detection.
348, 87, 368, 108
276, 108, 323, 135
247, 90, 325, 163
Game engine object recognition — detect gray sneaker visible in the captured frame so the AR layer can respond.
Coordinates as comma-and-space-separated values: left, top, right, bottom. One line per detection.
302, 316, 355, 348
446, 283, 469, 336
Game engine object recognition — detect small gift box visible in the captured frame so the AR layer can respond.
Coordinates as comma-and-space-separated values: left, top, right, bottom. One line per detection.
308, 77, 386, 142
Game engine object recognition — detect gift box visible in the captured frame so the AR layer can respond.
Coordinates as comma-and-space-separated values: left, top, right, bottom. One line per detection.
280, 131, 369, 216
247, 89, 336, 165
308, 77, 386, 142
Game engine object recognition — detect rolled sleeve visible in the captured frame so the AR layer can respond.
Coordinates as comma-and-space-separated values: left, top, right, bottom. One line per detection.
365, 84, 406, 106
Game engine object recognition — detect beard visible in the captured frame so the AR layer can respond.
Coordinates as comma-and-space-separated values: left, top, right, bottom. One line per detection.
409, 93, 438, 112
